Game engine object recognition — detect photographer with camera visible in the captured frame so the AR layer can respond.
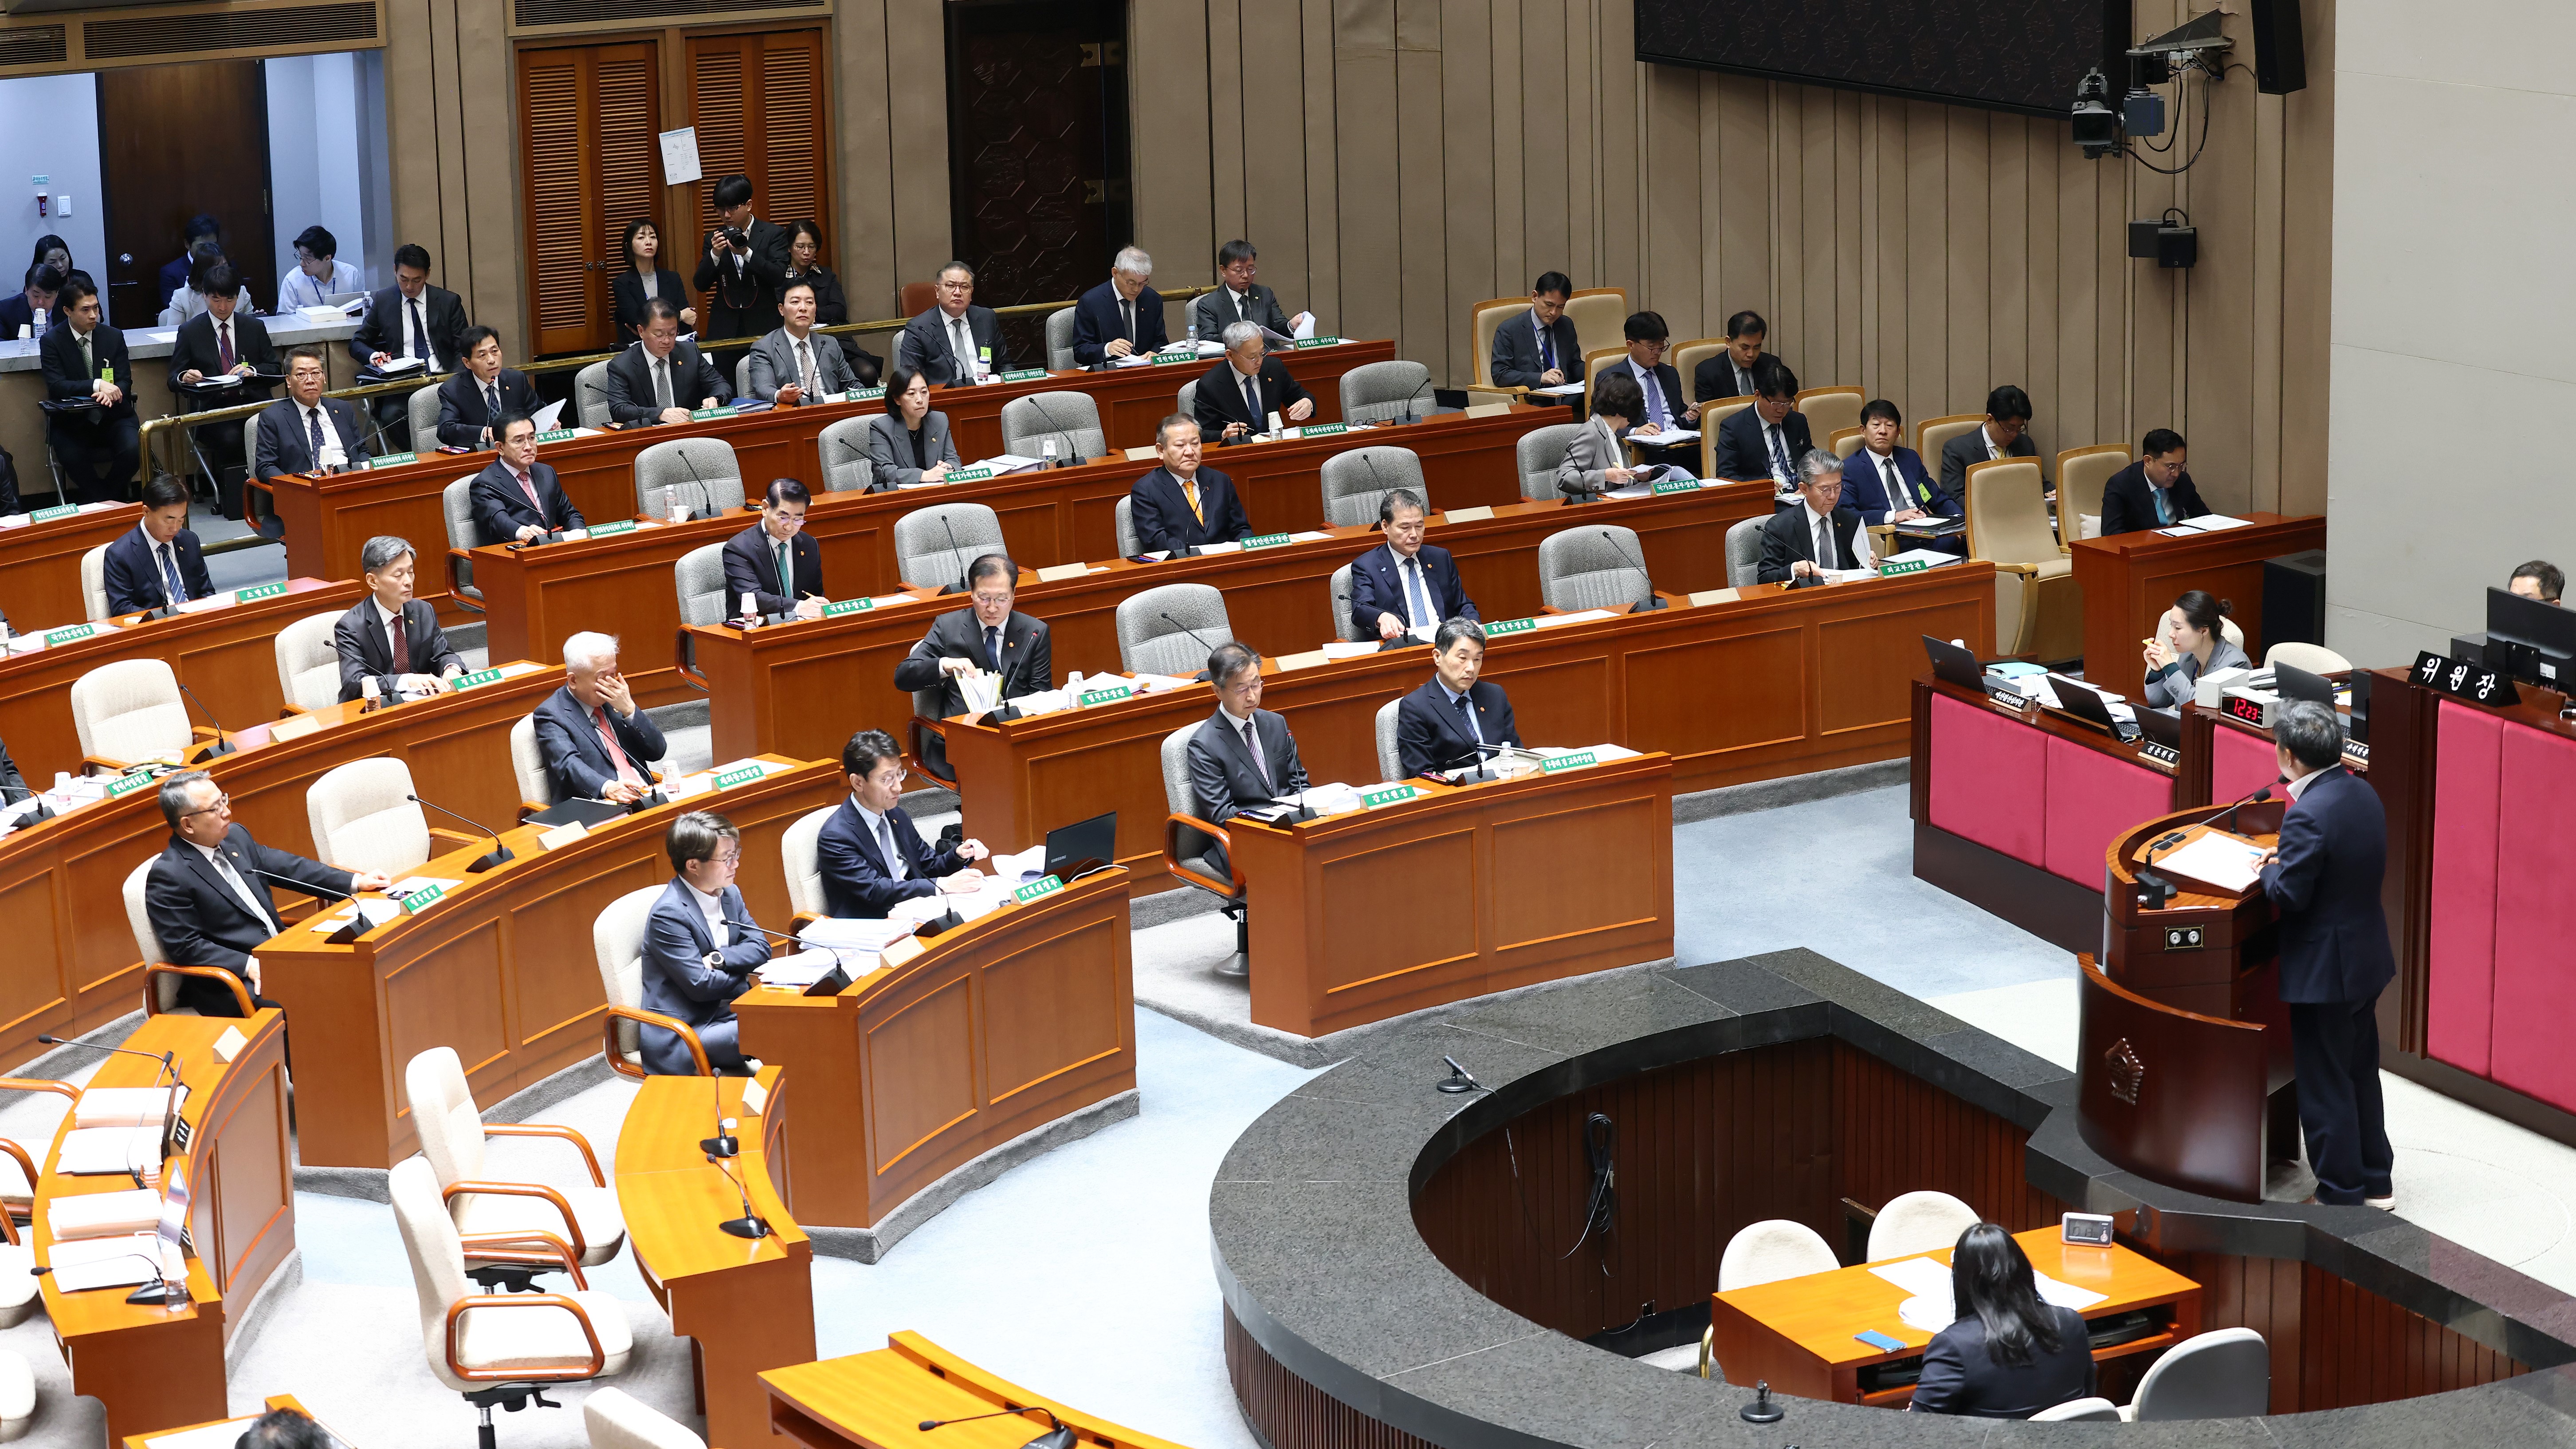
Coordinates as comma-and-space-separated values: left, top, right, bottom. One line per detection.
693, 173, 791, 341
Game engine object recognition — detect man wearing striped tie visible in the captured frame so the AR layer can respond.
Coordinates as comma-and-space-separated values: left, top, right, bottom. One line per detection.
530, 632, 666, 806
1126, 415, 1250, 554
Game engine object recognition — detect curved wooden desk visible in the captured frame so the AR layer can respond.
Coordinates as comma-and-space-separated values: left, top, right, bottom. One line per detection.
0, 503, 141, 631
766, 1331, 1189, 1449
125, 1394, 345, 1449
617, 1065, 811, 1449
38, 1010, 294, 1444
2066, 510, 2325, 687
735, 868, 1134, 1241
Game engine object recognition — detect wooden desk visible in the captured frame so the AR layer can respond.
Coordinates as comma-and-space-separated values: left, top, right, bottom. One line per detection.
271, 341, 1395, 614
691, 480, 1774, 764
0, 504, 142, 630
735, 867, 1134, 1234
0, 577, 364, 785
259, 756, 842, 1170
2068, 512, 2325, 676
765, 1331, 1190, 1449
39, 1011, 295, 1444
616, 1065, 812, 1449
125, 1394, 346, 1449
478, 405, 1562, 708
1707, 1226, 2202, 1407
1234, 753, 1673, 1037
0, 664, 552, 1064
947, 566, 1994, 896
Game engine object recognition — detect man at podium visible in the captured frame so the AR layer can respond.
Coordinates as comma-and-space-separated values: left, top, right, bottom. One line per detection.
2257, 700, 2396, 1209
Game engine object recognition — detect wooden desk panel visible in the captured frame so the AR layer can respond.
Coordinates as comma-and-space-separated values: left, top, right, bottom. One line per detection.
124, 1394, 344, 1449
766, 1331, 1190, 1449
0, 504, 142, 630
2068, 512, 2325, 677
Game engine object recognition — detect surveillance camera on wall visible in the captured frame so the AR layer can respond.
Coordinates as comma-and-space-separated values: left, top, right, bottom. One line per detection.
2072, 69, 2120, 159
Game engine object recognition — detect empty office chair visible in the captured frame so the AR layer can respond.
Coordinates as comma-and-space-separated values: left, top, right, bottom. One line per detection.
899, 280, 938, 315
407, 384, 445, 451
781, 804, 838, 919
1469, 298, 1533, 395
122, 858, 255, 1018
574, 361, 615, 429
2054, 444, 2129, 548
593, 885, 711, 1080
1562, 287, 1629, 357
635, 436, 743, 518
390, 1155, 632, 1446
275, 609, 346, 715
405, 1045, 626, 1282
893, 501, 1004, 592
675, 542, 729, 628
1175, 378, 1199, 421
1538, 525, 1653, 612
1327, 564, 1368, 643
443, 476, 486, 610
733, 353, 755, 401
1865, 1191, 1979, 1261
2032, 1398, 2121, 1422
1717, 1220, 1838, 1292
1119, 584, 1232, 677
2221, 614, 2246, 651
1043, 306, 1080, 372
0, 1081, 71, 1230
2122, 1327, 2268, 1421
585, 1387, 705, 1449
1319, 446, 1426, 528
1001, 391, 1105, 462
1724, 517, 1767, 589
1339, 360, 1433, 425
1576, 348, 1626, 420
1965, 458, 2079, 662
1159, 722, 1249, 975
2266, 641, 2351, 674
1916, 412, 1985, 469
1795, 386, 1864, 440
509, 716, 553, 820
1829, 426, 1867, 461
818, 415, 873, 493
1115, 496, 1141, 557
1373, 699, 1403, 783
71, 658, 194, 770
1669, 338, 1725, 395
78, 545, 110, 622
309, 757, 472, 880
1517, 422, 1585, 501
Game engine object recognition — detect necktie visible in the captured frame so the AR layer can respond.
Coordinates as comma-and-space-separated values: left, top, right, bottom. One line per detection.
1883, 456, 1909, 509
653, 357, 674, 410
1405, 556, 1434, 629
593, 706, 642, 785
774, 539, 792, 595
2154, 486, 2173, 526
985, 625, 1002, 672
877, 816, 905, 880
211, 851, 275, 933
484, 382, 500, 424
217, 321, 233, 372
1767, 425, 1792, 487
1120, 299, 1134, 342
1642, 369, 1668, 428
952, 318, 974, 380
408, 298, 428, 362
1243, 373, 1262, 429
797, 340, 817, 399
159, 543, 187, 605
78, 332, 91, 374
1455, 691, 1484, 747
389, 609, 411, 673
513, 467, 543, 514
1814, 513, 1835, 571
307, 407, 326, 464
1537, 319, 1554, 370
1182, 477, 1204, 525
1241, 718, 1271, 791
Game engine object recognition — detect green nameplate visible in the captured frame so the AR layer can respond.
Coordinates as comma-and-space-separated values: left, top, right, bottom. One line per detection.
1540, 751, 1600, 775
534, 428, 578, 444
585, 519, 640, 538
449, 667, 505, 691
821, 597, 874, 618
996, 369, 1048, 383
1484, 617, 1538, 637
847, 387, 888, 401
365, 451, 418, 469
1359, 783, 1419, 809
690, 407, 739, 421
42, 623, 97, 647
946, 468, 995, 483
1013, 875, 1064, 904
105, 770, 157, 799
400, 883, 446, 913
1239, 533, 1293, 550
1877, 558, 1931, 577
1295, 423, 1349, 437
1293, 337, 1343, 349
1152, 352, 1200, 366
713, 764, 766, 790
1650, 477, 1701, 495
29, 504, 78, 522
233, 582, 287, 603
1076, 685, 1134, 708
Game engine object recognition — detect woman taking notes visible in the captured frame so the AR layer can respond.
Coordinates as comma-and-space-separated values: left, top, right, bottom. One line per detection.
2142, 589, 2250, 709
1908, 1224, 2096, 1418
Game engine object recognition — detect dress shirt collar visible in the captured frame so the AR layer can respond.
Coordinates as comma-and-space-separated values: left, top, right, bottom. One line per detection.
851, 793, 893, 833
373, 597, 404, 631
187, 837, 228, 865
683, 877, 724, 912
1438, 679, 1472, 708
1803, 499, 1835, 528
2283, 767, 2327, 803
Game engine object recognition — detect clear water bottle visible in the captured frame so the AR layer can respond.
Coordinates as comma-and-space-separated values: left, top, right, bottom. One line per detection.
1186, 322, 1198, 349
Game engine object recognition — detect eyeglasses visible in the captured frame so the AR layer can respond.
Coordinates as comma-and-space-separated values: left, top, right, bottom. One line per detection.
711, 850, 741, 867
970, 592, 1013, 607
182, 793, 230, 819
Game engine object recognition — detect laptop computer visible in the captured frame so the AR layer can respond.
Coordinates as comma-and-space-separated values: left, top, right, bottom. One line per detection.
1921, 635, 1987, 692
2135, 703, 2182, 747
2273, 660, 2334, 707
1043, 810, 1117, 882
2047, 675, 2141, 743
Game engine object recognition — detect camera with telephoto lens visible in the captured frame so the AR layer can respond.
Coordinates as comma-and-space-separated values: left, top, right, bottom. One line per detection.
714, 226, 750, 251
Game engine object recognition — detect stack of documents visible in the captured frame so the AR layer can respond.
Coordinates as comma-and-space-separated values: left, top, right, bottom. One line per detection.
1869, 1255, 2107, 1331
754, 950, 853, 989
1528, 381, 1587, 397
57, 1126, 164, 1177
47, 1187, 164, 1241
46, 1232, 183, 1292
969, 455, 1048, 475
2156, 832, 2266, 893
74, 1087, 179, 1130
1533, 609, 1618, 630
2156, 514, 2253, 537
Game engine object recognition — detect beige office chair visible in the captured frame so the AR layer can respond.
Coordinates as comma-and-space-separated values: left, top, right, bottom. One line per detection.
308, 757, 476, 880
2121, 1327, 2269, 1420
1000, 392, 1105, 462
635, 437, 744, 518
2032, 1398, 2121, 1422
1319, 446, 1427, 528
1829, 426, 1866, 461
408, 383, 446, 450
509, 715, 553, 820
817, 416, 872, 494
71, 658, 199, 771
1795, 386, 1864, 440
1724, 516, 1768, 589
1118, 584, 1233, 676
443, 475, 485, 611
1469, 298, 1534, 398
0, 1080, 71, 1230
275, 609, 346, 715
2054, 444, 2129, 549
1669, 338, 1726, 400
1538, 526, 1653, 611
1916, 413, 1985, 473
78, 544, 110, 621
1697, 399, 1759, 481
0, 1349, 31, 1438
2266, 641, 2352, 674
1563, 287, 1628, 358
1865, 1190, 1979, 1261
732, 354, 756, 403
584, 1388, 706, 1449
1517, 423, 1586, 501
781, 803, 838, 921
1159, 722, 1249, 976
122, 857, 256, 1018
1339, 360, 1434, 425
1718, 1220, 1838, 1291
1577, 348, 1627, 420
405, 1045, 626, 1280
1043, 306, 1080, 372
675, 542, 729, 629
893, 502, 1005, 592
1373, 699, 1404, 783
574, 361, 615, 429
1965, 458, 2080, 662
593, 885, 711, 1079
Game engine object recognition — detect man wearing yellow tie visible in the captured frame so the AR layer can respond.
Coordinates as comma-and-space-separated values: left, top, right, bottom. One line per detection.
1126, 414, 1252, 555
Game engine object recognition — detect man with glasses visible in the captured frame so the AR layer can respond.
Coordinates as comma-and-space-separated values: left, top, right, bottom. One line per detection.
816, 729, 992, 919
1938, 383, 2043, 499
1185, 642, 1309, 880
1712, 360, 1815, 493
2097, 428, 2207, 537
144, 770, 392, 1018
1756, 448, 1875, 585
638, 811, 770, 1074
1488, 272, 1583, 391
722, 479, 827, 621
892, 553, 1054, 778
895, 261, 1011, 388
1590, 310, 1699, 470
531, 631, 664, 806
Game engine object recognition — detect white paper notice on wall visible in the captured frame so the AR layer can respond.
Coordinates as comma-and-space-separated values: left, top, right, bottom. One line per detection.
659, 128, 703, 186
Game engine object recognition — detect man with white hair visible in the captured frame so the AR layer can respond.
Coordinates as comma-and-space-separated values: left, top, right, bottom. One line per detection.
1755, 448, 1875, 585
1071, 247, 1168, 367
1192, 321, 1315, 444
530, 632, 666, 805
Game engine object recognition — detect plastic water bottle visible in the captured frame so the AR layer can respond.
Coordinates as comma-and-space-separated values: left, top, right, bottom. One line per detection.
1041, 438, 1059, 468
739, 591, 758, 626
1186, 322, 1198, 349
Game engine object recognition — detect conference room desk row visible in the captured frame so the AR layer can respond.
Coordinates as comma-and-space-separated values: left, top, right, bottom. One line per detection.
691, 478, 1777, 765
481, 404, 1561, 709
271, 339, 1398, 612
0, 503, 141, 631
766, 1331, 1190, 1449
2066, 511, 2324, 677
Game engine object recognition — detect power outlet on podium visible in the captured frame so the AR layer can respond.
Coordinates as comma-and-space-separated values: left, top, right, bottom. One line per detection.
2164, 926, 2206, 950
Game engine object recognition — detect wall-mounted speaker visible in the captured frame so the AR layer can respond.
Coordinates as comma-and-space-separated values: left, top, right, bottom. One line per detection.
2248, 0, 2308, 94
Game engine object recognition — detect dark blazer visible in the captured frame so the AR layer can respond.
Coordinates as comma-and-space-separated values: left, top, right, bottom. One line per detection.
2098, 460, 2209, 537
744, 326, 860, 404
1071, 279, 1169, 366
1129, 466, 1250, 552
894, 608, 1054, 721
1194, 357, 1313, 442
1191, 284, 1293, 343
611, 268, 693, 346
603, 340, 732, 426
1395, 678, 1521, 778
1593, 358, 1692, 435
2260, 766, 2396, 1005
166, 311, 276, 403
103, 525, 214, 616
816, 797, 966, 919
332, 596, 463, 702
252, 396, 372, 481
350, 284, 469, 372
1348, 542, 1478, 637
1938, 425, 2041, 497
721, 522, 825, 616
1840, 446, 1959, 526
435, 368, 539, 450
1186, 708, 1308, 824
1756, 502, 1867, 584
863, 411, 960, 491
896, 305, 1012, 387
0, 737, 25, 804
638, 878, 767, 1074
1489, 309, 1584, 390
469, 458, 585, 545
1713, 404, 1814, 486
531, 685, 666, 801
144, 826, 353, 1009
40, 324, 136, 424
157, 254, 193, 309
0, 295, 59, 339
1692, 349, 1783, 403
1909, 1308, 2096, 1418
691, 218, 791, 338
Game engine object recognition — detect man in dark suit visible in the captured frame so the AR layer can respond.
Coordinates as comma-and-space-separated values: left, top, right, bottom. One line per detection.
39, 276, 139, 503
637, 812, 770, 1074
0, 264, 62, 341
1937, 384, 2042, 498
1758, 448, 1875, 585
145, 770, 391, 1017
1712, 360, 1814, 490
1194, 323, 1315, 443
744, 281, 861, 405
1395, 620, 1522, 778
2098, 428, 2208, 536
157, 216, 223, 310
722, 479, 827, 620
1839, 398, 1961, 529
1186, 642, 1309, 878
815, 728, 991, 919
1190, 240, 1308, 343
532, 632, 664, 805
166, 263, 275, 520
349, 243, 471, 448
435, 326, 539, 451
1692, 310, 1782, 401
895, 262, 1011, 388
1488, 272, 1583, 391
1129, 416, 1250, 552
605, 300, 731, 428
254, 346, 373, 488
103, 477, 216, 616
1348, 488, 1478, 641
1071, 247, 1169, 367
1591, 311, 1698, 468
333, 534, 465, 703
892, 554, 1053, 777
470, 414, 586, 545
2258, 700, 2398, 1209
691, 173, 791, 341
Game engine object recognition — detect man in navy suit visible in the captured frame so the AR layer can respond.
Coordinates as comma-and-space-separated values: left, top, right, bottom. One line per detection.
470, 414, 585, 545
145, 770, 390, 1017
637, 812, 771, 1074
2258, 700, 2397, 1209
531, 632, 665, 805
39, 276, 139, 503
1348, 489, 1477, 641
1193, 322, 1314, 444
2098, 428, 2208, 536
435, 326, 540, 451
1129, 416, 1250, 552
1488, 272, 1583, 391
1712, 360, 1814, 490
721, 479, 826, 620
104, 477, 216, 616
1839, 397, 1961, 535
1071, 247, 1168, 367
1692, 310, 1783, 402
1589, 311, 1697, 469
815, 729, 990, 919
253, 346, 373, 488
1396, 620, 1522, 778
1185, 644, 1310, 880
0, 264, 62, 342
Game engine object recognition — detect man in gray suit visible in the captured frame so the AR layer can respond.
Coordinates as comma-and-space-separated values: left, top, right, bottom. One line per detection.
745, 279, 860, 406
895, 261, 1010, 387
1190, 240, 1310, 344
1489, 271, 1583, 390
1186, 641, 1309, 878
1937, 383, 2042, 498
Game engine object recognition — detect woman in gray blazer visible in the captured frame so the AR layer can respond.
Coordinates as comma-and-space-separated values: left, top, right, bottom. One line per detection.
866, 363, 962, 491
1556, 370, 1646, 498
2141, 589, 2252, 708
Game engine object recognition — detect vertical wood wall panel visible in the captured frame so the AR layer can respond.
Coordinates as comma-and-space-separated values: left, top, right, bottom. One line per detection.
1205, 0, 1244, 251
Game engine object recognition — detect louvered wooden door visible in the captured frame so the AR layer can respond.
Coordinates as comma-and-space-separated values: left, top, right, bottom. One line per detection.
518, 40, 663, 357
685, 29, 832, 324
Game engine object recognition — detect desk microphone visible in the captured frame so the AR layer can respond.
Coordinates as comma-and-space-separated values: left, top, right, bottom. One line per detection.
834, 435, 878, 492
174, 680, 236, 757
0, 779, 56, 826
2135, 782, 2273, 908
919, 1406, 1075, 1449
704, 1117, 771, 1241
939, 516, 973, 596
1158, 612, 1220, 682
245, 864, 366, 944
725, 917, 862, 997
1599, 530, 1665, 610
32, 1248, 185, 1308
1431, 741, 1513, 784
1556, 474, 1607, 506
406, 793, 514, 872
36, 1037, 178, 1189
674, 447, 721, 520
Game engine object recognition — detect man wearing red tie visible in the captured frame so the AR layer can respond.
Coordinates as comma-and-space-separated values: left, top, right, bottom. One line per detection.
531, 632, 666, 806
468, 414, 587, 545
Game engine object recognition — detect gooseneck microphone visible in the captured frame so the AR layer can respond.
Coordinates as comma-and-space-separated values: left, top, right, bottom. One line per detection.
919, 1407, 1075, 1449
406, 793, 514, 872
939, 516, 972, 596
245, 863, 366, 943
675, 448, 718, 520
703, 1115, 771, 1240
1158, 612, 1220, 683
2133, 782, 2275, 908
174, 680, 235, 757
37, 1036, 179, 1189
1598, 530, 1665, 610
0, 779, 55, 825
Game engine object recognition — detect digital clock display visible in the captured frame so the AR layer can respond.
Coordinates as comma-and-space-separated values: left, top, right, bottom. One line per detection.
2224, 694, 2268, 725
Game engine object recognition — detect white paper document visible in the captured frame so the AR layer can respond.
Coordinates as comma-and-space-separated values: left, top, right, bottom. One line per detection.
991, 844, 1047, 881
1533, 609, 1618, 629
74, 1087, 178, 1130
970, 455, 1048, 475
2176, 514, 2251, 532
1635, 429, 1699, 446
532, 399, 566, 432
2158, 831, 2266, 893
1870, 1255, 2108, 1316
1528, 381, 1587, 397
47, 1232, 183, 1292
798, 917, 913, 951
371, 356, 425, 376
1320, 640, 1380, 660
756, 949, 853, 988
47, 1187, 163, 1241
57, 1126, 164, 1177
